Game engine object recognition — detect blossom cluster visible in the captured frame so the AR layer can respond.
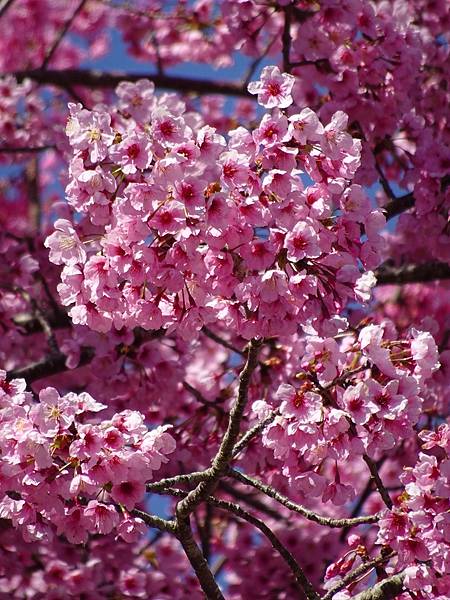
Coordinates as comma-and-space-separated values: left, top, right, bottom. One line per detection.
255, 323, 440, 505
45, 68, 385, 340
375, 424, 450, 598
0, 371, 175, 544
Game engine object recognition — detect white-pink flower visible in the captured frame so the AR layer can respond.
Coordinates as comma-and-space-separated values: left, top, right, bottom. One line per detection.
44, 219, 86, 266
248, 66, 295, 109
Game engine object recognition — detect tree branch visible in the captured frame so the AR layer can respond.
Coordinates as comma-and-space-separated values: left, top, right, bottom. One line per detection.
349, 571, 405, 600
281, 5, 293, 73
7, 348, 94, 384
383, 192, 414, 220
209, 496, 320, 600
218, 480, 285, 521
201, 326, 245, 356
12, 69, 252, 98
175, 517, 225, 600
375, 261, 450, 285
176, 339, 261, 518
0, 145, 56, 153
146, 471, 209, 492
130, 508, 175, 533
232, 410, 277, 458
322, 553, 397, 600
362, 455, 392, 509
229, 469, 380, 528
42, 0, 87, 69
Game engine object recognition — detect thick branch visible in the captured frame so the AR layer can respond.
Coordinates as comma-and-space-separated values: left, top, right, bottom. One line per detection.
376, 261, 450, 285
229, 469, 379, 528
322, 553, 397, 600
7, 348, 94, 384
175, 517, 225, 600
383, 193, 414, 220
0, 145, 55, 153
176, 339, 261, 518
11, 69, 252, 98
130, 508, 175, 533
146, 471, 209, 492
349, 572, 405, 600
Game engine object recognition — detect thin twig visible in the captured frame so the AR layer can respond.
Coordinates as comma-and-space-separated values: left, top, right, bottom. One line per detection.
232, 410, 277, 458
362, 455, 393, 509
219, 480, 285, 521
42, 0, 88, 69
201, 326, 246, 356
146, 471, 209, 492
209, 497, 320, 600
243, 33, 279, 87
281, 5, 293, 72
131, 508, 175, 533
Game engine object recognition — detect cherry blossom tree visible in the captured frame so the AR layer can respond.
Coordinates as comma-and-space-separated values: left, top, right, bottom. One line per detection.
0, 1, 449, 599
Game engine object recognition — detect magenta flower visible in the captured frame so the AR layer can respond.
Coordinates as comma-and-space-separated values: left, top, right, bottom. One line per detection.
84, 501, 119, 535
276, 383, 323, 423
109, 133, 153, 174
111, 480, 146, 511
284, 221, 321, 261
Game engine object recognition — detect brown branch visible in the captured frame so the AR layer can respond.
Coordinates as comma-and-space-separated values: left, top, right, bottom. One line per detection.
243, 34, 279, 87
322, 552, 397, 600
17, 288, 59, 355
176, 339, 261, 518
375, 261, 450, 285
229, 469, 380, 528
362, 455, 392, 509
7, 347, 94, 384
13, 309, 71, 335
383, 193, 415, 221
42, 0, 87, 69
0, 0, 15, 19
209, 497, 320, 600
232, 410, 277, 458
11, 69, 252, 98
130, 508, 175, 533
281, 5, 293, 73
175, 517, 225, 600
201, 326, 246, 356
146, 471, 209, 492
182, 381, 225, 413
218, 480, 285, 521
0, 145, 55, 153
350, 571, 406, 600
375, 162, 397, 203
